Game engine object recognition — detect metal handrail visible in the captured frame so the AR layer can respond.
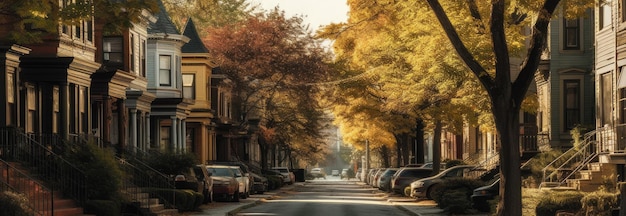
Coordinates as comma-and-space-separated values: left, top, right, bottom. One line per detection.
0, 127, 86, 207
117, 157, 176, 210
541, 130, 597, 183
1, 159, 52, 216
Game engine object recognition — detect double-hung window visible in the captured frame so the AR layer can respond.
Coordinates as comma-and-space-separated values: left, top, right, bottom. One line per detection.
159, 55, 172, 86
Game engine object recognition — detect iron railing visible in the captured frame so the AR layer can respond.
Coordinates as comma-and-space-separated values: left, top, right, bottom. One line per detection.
0, 159, 52, 216
118, 156, 177, 210
541, 130, 597, 185
0, 127, 86, 208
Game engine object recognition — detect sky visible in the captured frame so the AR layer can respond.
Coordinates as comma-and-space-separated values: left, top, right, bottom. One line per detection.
252, 0, 350, 32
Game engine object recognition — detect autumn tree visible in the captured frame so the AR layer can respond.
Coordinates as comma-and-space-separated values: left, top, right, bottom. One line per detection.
163, 0, 251, 36
204, 8, 334, 170
422, 1, 593, 215
1, 0, 158, 44
318, 0, 492, 173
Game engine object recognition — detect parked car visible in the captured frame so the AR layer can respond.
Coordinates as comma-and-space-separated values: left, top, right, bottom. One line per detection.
206, 165, 239, 202
390, 167, 433, 194
331, 169, 340, 176
271, 167, 295, 185
229, 166, 250, 199
262, 169, 285, 188
174, 165, 213, 204
310, 168, 326, 179
208, 161, 254, 196
341, 168, 349, 179
378, 168, 399, 192
472, 177, 499, 212
365, 168, 377, 184
250, 172, 268, 194
410, 165, 476, 199
371, 168, 387, 188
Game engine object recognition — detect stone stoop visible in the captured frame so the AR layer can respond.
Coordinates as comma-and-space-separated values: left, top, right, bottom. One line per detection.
2, 162, 88, 216
565, 163, 617, 192
123, 187, 180, 216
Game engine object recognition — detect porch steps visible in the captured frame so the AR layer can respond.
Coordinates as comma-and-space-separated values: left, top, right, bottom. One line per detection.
564, 162, 617, 192
122, 187, 179, 216
1, 162, 90, 216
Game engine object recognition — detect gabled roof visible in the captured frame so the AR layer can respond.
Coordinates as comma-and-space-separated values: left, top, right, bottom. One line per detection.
181, 18, 209, 53
148, 0, 180, 35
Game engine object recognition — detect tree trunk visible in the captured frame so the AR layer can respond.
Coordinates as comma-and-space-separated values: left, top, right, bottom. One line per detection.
433, 120, 442, 174
401, 133, 410, 166
380, 145, 390, 168
259, 142, 268, 170
415, 119, 425, 164
395, 135, 402, 167
494, 101, 522, 215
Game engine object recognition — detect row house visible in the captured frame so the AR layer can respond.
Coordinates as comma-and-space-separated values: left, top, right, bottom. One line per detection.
181, 18, 218, 163
146, 0, 191, 154
535, 9, 596, 150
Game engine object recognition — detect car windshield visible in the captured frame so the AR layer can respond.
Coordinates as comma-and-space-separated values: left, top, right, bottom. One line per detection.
207, 167, 233, 177
231, 168, 242, 177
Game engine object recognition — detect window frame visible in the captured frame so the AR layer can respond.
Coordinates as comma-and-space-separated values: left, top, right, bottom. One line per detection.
159, 55, 172, 86
182, 74, 195, 99
563, 79, 581, 131
563, 18, 581, 50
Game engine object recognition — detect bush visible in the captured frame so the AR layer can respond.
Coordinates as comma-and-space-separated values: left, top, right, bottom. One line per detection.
65, 143, 123, 200
431, 178, 485, 214
84, 200, 121, 216
0, 191, 33, 216
580, 191, 619, 216
535, 190, 584, 216
144, 152, 197, 175
142, 188, 202, 212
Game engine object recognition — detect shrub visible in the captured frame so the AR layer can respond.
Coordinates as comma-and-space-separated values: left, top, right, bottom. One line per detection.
144, 152, 197, 175
431, 178, 485, 214
142, 188, 202, 212
65, 143, 123, 200
580, 191, 619, 216
535, 190, 584, 216
84, 200, 121, 216
0, 191, 33, 216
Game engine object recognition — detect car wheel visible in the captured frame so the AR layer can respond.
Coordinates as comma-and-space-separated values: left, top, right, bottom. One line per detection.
427, 184, 440, 200
233, 190, 240, 202
202, 189, 210, 204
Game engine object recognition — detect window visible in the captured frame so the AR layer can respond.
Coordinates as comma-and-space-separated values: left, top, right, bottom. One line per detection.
601, 0, 613, 29
183, 74, 195, 99
622, 0, 626, 22
602, 73, 613, 125
130, 34, 135, 72
160, 126, 170, 151
103, 37, 123, 64
80, 86, 88, 133
620, 88, 626, 124
53, 87, 59, 133
564, 80, 580, 130
159, 55, 172, 86
86, 20, 93, 42
27, 86, 36, 133
140, 39, 146, 77
7, 73, 14, 125
563, 19, 580, 50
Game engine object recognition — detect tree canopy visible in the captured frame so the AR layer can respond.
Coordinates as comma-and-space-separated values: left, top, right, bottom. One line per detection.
203, 8, 335, 169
